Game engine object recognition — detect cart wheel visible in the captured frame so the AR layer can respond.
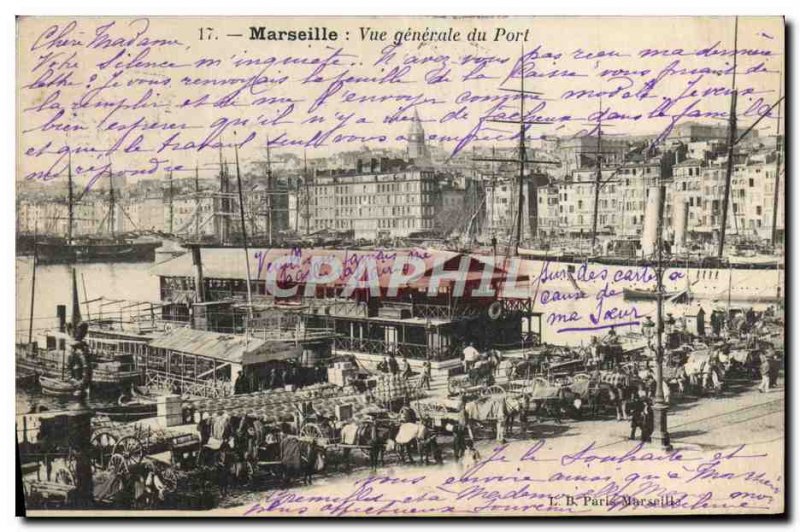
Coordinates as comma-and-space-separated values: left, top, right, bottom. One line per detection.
90, 431, 118, 471
483, 384, 505, 397
108, 453, 129, 475
160, 466, 178, 491
113, 436, 144, 469
299, 423, 327, 444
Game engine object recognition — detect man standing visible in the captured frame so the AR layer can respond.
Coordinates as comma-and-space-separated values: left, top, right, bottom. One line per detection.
420, 359, 432, 390
463, 342, 479, 374
759, 353, 771, 393
519, 394, 530, 437
629, 387, 654, 442
401, 356, 412, 380
769, 352, 780, 388
453, 395, 469, 461
388, 353, 399, 376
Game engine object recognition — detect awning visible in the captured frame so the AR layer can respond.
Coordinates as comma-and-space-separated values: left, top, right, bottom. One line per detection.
242, 345, 302, 365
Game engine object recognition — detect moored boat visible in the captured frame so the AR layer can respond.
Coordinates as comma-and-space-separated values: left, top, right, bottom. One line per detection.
95, 401, 158, 422
623, 287, 679, 301
38, 376, 83, 397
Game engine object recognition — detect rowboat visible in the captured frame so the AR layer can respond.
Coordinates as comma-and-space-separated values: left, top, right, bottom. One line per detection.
38, 376, 83, 397
94, 402, 158, 422
622, 287, 679, 301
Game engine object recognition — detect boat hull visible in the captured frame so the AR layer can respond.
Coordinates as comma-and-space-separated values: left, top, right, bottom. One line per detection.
94, 402, 157, 422
35, 241, 161, 265
622, 287, 679, 301
38, 376, 82, 397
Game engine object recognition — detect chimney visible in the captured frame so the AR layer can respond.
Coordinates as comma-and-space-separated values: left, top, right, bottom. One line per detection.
56, 305, 66, 332
191, 246, 205, 303
191, 245, 206, 331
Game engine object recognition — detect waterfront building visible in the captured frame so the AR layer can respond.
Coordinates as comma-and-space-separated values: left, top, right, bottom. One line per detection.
152, 247, 541, 377
308, 164, 441, 239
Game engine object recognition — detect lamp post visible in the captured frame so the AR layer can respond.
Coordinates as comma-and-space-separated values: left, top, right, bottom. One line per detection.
651, 173, 672, 450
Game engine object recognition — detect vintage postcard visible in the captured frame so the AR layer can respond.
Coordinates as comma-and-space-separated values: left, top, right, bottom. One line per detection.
15, 15, 785, 517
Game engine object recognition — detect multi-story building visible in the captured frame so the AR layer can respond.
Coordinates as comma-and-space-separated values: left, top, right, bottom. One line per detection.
309, 166, 440, 239
556, 168, 622, 238
668, 151, 783, 245
666, 122, 756, 145
484, 178, 531, 240
434, 181, 469, 237
730, 154, 784, 240
616, 158, 674, 237
672, 158, 706, 234
126, 194, 164, 233
17, 197, 102, 237
551, 135, 632, 179
535, 184, 561, 237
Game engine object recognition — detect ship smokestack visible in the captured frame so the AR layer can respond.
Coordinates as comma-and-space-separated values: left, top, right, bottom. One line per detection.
56, 305, 66, 333
672, 199, 689, 254
641, 185, 662, 256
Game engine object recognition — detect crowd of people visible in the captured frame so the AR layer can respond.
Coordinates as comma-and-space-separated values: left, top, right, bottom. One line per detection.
233, 363, 328, 395
375, 352, 432, 390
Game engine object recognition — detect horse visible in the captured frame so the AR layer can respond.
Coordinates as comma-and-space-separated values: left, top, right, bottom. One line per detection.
339, 420, 399, 468
468, 359, 496, 387
726, 348, 761, 379
679, 352, 725, 395
465, 394, 524, 442
525, 379, 574, 423
228, 415, 258, 486
566, 376, 620, 419
496, 394, 529, 440
392, 422, 430, 464
487, 349, 503, 376
299, 440, 323, 485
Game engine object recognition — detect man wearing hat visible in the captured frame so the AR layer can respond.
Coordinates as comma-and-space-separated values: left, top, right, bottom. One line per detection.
758, 353, 771, 393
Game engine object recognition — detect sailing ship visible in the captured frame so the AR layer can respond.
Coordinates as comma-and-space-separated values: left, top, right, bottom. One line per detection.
457, 30, 783, 304
34, 160, 161, 264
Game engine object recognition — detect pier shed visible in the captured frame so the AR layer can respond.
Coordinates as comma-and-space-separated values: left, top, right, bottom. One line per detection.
143, 328, 293, 398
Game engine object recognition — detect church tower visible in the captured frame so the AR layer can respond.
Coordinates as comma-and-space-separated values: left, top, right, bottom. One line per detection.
407, 108, 430, 163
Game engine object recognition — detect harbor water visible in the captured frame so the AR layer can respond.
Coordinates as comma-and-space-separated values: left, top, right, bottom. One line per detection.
16, 258, 159, 412
15, 255, 780, 411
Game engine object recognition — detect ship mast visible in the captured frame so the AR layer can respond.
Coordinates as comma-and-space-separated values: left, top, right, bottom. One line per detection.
217, 143, 230, 245
473, 45, 556, 256
771, 72, 783, 251
27, 218, 38, 348
67, 152, 74, 245
717, 17, 739, 260
194, 163, 200, 240
303, 149, 310, 236
515, 63, 526, 254
168, 170, 174, 235
266, 138, 273, 246
108, 163, 116, 237
591, 99, 603, 251
234, 135, 254, 319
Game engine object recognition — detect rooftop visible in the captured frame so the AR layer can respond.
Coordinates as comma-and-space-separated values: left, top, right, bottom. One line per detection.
148, 327, 269, 363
